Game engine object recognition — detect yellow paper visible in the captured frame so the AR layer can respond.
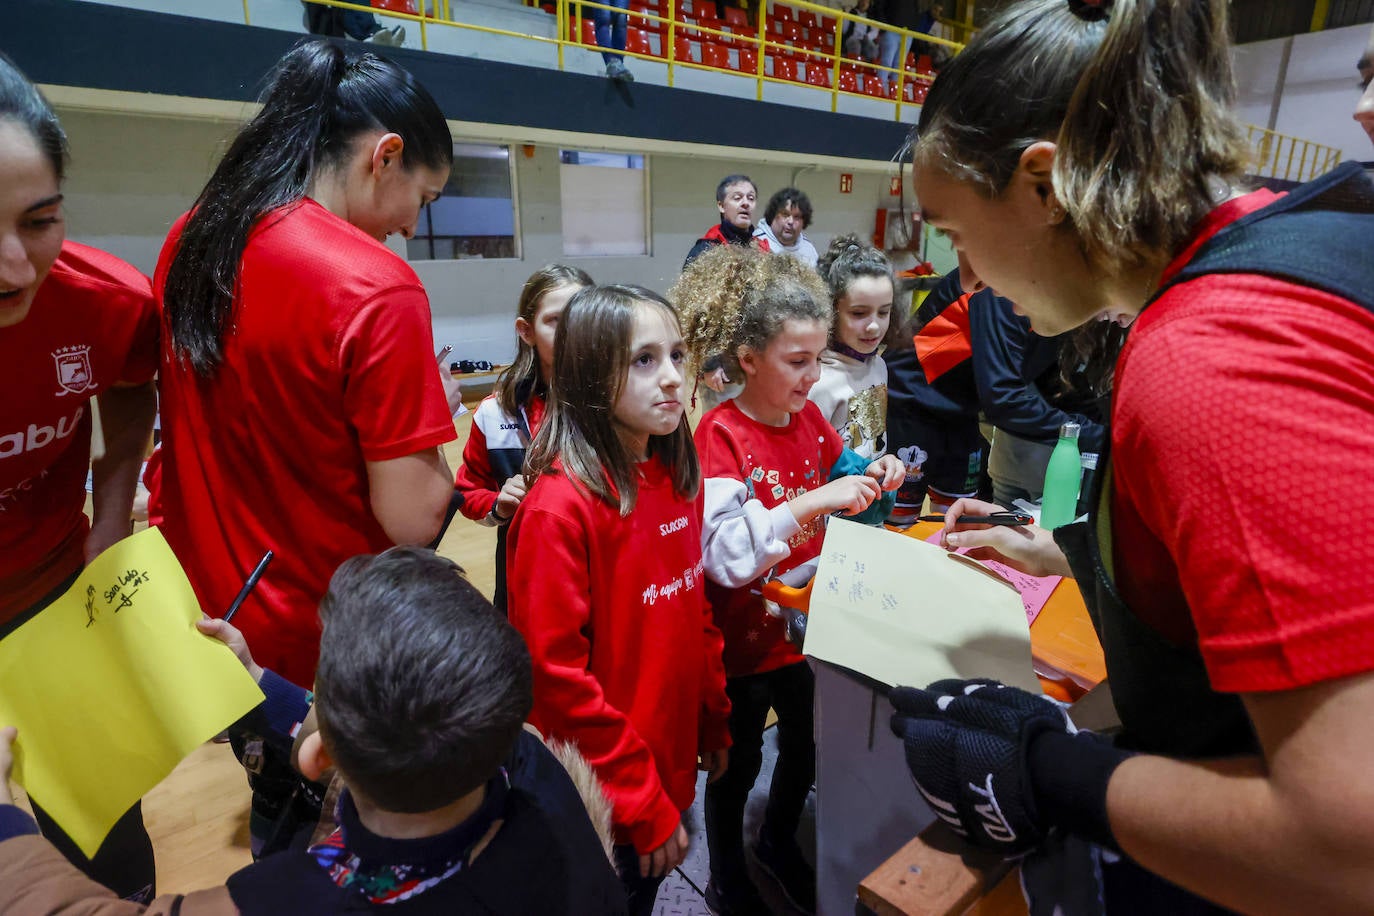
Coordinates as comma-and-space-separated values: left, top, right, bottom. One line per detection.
804, 519, 1040, 692
0, 527, 264, 857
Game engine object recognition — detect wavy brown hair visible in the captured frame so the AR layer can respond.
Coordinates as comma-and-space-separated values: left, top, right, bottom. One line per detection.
816, 233, 903, 351
671, 244, 831, 379
910, 0, 1249, 272
524, 285, 700, 516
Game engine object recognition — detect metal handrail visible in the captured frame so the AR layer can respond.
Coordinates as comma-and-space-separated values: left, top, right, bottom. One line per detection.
299, 0, 959, 120
1246, 123, 1343, 182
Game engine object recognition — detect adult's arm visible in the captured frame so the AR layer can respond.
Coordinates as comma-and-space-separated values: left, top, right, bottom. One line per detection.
86, 381, 156, 562
1106, 672, 1374, 915
366, 447, 454, 546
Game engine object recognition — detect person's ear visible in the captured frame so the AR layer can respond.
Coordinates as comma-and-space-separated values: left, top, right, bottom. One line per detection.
717, 199, 727, 217
370, 132, 407, 178
1015, 141, 1064, 225
515, 316, 535, 347
736, 345, 759, 378
296, 730, 334, 782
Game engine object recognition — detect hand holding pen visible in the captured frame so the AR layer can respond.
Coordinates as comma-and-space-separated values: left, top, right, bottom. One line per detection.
931, 499, 1073, 580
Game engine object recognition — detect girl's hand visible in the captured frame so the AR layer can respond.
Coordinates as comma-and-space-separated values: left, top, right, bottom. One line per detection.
493, 474, 528, 521
641, 822, 690, 878
699, 747, 729, 784
865, 455, 904, 490
0, 726, 16, 806
939, 498, 1073, 579
197, 616, 265, 684
818, 475, 881, 516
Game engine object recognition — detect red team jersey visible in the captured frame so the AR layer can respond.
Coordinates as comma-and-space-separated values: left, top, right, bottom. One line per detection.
506, 458, 731, 853
0, 242, 158, 626
1112, 189, 1374, 694
154, 201, 455, 684
695, 400, 843, 678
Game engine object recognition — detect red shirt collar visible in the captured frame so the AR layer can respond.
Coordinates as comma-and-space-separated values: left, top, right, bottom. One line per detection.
1158, 188, 1283, 287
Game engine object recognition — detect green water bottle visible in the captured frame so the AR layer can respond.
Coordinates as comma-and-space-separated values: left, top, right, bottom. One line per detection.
1040, 422, 1082, 530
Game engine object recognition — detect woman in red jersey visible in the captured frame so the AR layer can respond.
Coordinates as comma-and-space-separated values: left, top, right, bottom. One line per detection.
888, 1, 1374, 913
0, 53, 158, 902
155, 41, 458, 689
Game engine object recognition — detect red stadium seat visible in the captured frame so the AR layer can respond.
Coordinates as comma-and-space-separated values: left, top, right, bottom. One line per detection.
839, 66, 858, 92
626, 26, 652, 55
702, 41, 730, 68
372, 0, 417, 12
724, 5, 749, 28
862, 73, 890, 97
694, 0, 718, 19
773, 4, 793, 20
735, 47, 758, 72
797, 10, 817, 30
578, 17, 596, 44
771, 56, 799, 81
673, 33, 696, 61
805, 61, 831, 87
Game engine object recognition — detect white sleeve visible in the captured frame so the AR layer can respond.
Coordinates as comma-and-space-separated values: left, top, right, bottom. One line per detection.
700, 477, 801, 588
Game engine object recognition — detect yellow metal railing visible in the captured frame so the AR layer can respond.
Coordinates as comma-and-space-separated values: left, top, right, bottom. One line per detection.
284, 1, 1349, 158
1247, 124, 1343, 182
298, 0, 962, 121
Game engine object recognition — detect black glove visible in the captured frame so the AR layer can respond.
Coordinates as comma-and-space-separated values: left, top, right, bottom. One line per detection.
890, 678, 1130, 855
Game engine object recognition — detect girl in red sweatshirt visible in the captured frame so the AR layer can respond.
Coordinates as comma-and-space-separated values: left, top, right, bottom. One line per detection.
506, 285, 732, 916
453, 264, 591, 610
674, 245, 902, 915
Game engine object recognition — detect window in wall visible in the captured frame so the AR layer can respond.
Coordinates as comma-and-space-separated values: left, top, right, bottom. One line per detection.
408, 143, 519, 261
559, 149, 649, 257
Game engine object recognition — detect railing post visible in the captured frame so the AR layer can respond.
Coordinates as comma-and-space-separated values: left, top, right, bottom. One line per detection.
667, 0, 677, 88
757, 1, 767, 101
557, 0, 566, 69
830, 13, 841, 112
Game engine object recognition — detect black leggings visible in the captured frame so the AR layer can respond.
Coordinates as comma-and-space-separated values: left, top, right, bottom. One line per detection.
704, 661, 815, 890
31, 799, 155, 901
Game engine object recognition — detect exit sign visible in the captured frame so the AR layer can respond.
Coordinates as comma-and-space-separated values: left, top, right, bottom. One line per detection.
889, 175, 902, 195
839, 173, 853, 194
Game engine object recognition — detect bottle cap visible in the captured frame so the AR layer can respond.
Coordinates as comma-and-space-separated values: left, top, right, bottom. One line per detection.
1059, 422, 1081, 440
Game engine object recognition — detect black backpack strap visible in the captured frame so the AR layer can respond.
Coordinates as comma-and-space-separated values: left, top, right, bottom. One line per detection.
1151, 162, 1374, 312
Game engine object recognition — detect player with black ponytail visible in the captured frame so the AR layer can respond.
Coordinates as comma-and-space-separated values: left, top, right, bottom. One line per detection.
156, 40, 458, 690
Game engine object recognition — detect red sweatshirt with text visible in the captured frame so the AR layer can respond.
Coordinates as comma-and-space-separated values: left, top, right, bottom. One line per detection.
506, 457, 732, 853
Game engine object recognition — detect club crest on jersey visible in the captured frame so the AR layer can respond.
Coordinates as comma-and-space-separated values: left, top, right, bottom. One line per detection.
53, 346, 96, 397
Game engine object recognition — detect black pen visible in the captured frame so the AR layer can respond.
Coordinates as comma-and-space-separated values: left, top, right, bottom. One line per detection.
917, 512, 1034, 526
223, 550, 273, 624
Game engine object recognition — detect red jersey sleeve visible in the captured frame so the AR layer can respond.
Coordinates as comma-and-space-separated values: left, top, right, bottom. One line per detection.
1114, 274, 1374, 693
338, 287, 455, 461
453, 417, 498, 521
508, 502, 683, 853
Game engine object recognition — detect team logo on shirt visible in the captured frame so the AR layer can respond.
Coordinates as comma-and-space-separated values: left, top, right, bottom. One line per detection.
52, 346, 97, 397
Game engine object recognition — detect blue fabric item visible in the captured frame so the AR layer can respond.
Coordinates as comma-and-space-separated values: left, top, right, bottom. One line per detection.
968, 293, 1107, 453
0, 805, 39, 842
255, 669, 313, 749
594, 0, 629, 64
827, 447, 896, 526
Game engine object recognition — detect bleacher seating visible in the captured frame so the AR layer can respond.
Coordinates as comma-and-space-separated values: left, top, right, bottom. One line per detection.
531, 0, 939, 102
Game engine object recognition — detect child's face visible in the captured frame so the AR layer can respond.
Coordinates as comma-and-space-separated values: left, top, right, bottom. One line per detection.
612, 303, 687, 460
835, 275, 894, 356
739, 317, 828, 420
517, 283, 579, 379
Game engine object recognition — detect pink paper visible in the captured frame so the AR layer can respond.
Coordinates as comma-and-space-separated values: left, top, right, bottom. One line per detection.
924, 530, 1061, 626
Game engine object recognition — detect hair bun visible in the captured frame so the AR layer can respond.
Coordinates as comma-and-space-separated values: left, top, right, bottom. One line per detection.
1067, 0, 1109, 21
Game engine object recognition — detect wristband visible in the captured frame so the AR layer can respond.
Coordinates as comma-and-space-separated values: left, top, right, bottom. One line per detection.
1027, 728, 1132, 852
489, 506, 511, 524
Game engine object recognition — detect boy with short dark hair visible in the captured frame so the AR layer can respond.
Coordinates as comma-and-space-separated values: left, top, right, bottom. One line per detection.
0, 548, 624, 914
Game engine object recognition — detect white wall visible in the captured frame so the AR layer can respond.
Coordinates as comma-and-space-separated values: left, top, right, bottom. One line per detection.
1233, 22, 1374, 163
55, 108, 903, 363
